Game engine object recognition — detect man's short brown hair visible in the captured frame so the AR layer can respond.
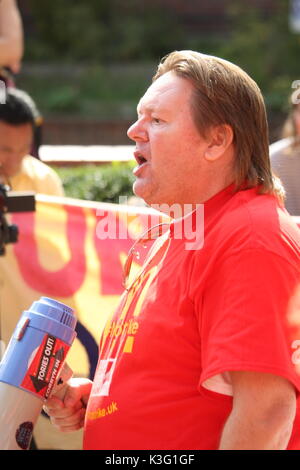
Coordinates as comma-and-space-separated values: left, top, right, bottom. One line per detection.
153, 50, 283, 199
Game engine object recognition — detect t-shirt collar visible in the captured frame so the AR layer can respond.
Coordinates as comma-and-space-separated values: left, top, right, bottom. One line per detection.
169, 183, 237, 239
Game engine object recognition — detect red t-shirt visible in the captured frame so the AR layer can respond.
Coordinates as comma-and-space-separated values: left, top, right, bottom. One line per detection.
84, 185, 300, 450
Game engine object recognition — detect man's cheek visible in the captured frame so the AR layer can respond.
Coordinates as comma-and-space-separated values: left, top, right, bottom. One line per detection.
6, 158, 23, 176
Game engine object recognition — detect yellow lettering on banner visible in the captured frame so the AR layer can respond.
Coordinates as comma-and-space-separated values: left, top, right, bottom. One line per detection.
0, 197, 168, 450
36, 202, 71, 270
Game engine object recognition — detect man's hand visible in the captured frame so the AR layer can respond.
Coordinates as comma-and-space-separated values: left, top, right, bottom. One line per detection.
219, 371, 297, 450
43, 378, 93, 433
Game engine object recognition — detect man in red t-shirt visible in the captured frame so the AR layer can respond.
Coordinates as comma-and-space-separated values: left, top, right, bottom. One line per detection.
45, 51, 300, 450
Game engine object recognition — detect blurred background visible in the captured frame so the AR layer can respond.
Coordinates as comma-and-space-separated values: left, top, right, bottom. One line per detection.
13, 0, 300, 202
17, 0, 300, 146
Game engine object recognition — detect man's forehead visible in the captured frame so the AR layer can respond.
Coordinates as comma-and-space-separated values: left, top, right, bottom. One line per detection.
137, 72, 192, 113
0, 121, 33, 135
0, 122, 33, 148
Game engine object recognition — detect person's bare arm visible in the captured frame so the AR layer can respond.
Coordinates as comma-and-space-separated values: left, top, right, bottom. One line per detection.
0, 0, 23, 73
219, 371, 297, 450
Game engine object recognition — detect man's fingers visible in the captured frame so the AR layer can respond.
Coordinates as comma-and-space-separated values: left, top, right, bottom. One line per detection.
50, 407, 85, 430
44, 378, 92, 433
53, 422, 84, 433
63, 378, 93, 408
50, 408, 86, 433
43, 396, 64, 415
43, 397, 82, 419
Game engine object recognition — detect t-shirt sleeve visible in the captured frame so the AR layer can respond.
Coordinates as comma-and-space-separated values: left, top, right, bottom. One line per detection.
198, 248, 300, 396
32, 162, 64, 197
18, 156, 65, 197
38, 169, 65, 197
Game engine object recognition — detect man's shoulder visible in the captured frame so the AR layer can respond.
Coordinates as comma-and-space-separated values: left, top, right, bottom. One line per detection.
22, 155, 57, 177
226, 189, 295, 234
215, 189, 300, 261
221, 188, 279, 229
23, 154, 50, 169
20, 155, 64, 196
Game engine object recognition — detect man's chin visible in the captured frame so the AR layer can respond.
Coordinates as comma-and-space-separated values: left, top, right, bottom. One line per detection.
133, 181, 151, 204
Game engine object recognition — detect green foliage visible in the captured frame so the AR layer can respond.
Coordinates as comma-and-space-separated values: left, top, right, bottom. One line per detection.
17, 64, 154, 118
54, 162, 136, 203
21, 0, 300, 119
42, 86, 82, 113
26, 0, 183, 63
216, 0, 300, 110
26, 0, 107, 61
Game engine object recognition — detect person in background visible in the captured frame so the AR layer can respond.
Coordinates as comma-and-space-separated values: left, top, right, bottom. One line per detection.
0, 85, 62, 452
0, 88, 64, 196
270, 97, 300, 215
0, 0, 42, 158
45, 50, 300, 450
0, 0, 23, 79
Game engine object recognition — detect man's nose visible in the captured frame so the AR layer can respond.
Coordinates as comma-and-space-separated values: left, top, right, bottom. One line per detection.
127, 119, 147, 142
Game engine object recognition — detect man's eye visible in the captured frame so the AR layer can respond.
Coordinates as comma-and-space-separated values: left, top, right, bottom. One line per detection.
152, 118, 161, 124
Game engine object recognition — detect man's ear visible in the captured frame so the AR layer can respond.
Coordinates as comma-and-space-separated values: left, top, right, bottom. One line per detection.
204, 124, 234, 162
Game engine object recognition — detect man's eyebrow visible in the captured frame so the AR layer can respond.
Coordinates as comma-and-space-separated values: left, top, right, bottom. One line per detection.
0, 142, 30, 152
136, 101, 156, 115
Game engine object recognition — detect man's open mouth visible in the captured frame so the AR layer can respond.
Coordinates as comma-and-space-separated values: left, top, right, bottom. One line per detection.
133, 151, 149, 176
134, 151, 148, 165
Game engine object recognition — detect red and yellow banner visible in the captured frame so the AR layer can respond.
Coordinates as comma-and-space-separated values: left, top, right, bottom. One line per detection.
0, 194, 163, 450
